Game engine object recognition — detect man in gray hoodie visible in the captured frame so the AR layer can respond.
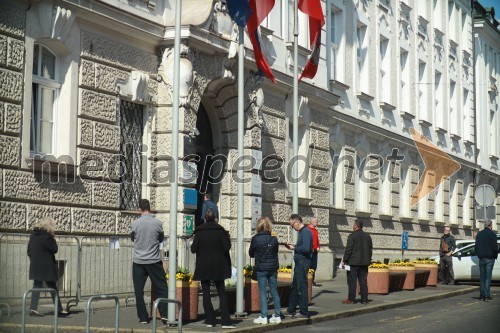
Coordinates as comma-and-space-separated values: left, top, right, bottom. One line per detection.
131, 199, 168, 324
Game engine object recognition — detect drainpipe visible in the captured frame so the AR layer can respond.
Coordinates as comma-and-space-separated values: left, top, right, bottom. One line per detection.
471, 0, 478, 239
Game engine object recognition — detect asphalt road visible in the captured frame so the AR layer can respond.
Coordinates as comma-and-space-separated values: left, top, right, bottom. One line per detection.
274, 286, 500, 333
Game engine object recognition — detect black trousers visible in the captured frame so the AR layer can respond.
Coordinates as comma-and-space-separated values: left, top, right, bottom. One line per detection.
132, 262, 168, 322
30, 280, 64, 313
347, 265, 368, 302
201, 280, 231, 326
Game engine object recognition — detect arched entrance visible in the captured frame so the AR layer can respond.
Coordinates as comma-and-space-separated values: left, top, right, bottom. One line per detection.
194, 103, 217, 227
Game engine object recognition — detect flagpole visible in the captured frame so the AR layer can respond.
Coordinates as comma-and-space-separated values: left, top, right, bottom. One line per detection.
292, 0, 299, 229
236, 23, 246, 318
168, 0, 182, 324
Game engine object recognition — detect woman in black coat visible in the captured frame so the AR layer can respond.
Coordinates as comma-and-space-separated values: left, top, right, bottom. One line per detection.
191, 209, 234, 328
27, 217, 68, 317
249, 217, 281, 324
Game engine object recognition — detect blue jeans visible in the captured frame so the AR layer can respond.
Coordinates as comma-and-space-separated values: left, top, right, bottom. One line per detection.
479, 258, 495, 298
256, 271, 281, 317
287, 258, 310, 315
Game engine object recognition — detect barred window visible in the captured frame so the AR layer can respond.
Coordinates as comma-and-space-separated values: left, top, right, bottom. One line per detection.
119, 101, 144, 210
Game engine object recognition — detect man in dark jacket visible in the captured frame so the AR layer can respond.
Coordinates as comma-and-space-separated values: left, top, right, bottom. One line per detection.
201, 193, 219, 224
475, 220, 498, 301
342, 219, 373, 305
191, 209, 235, 328
284, 214, 312, 319
439, 226, 456, 285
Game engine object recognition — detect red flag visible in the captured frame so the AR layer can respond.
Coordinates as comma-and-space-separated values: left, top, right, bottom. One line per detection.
298, 0, 325, 81
247, 0, 276, 83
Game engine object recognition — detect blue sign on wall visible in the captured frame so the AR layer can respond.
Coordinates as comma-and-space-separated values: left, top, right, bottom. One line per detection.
183, 188, 197, 210
401, 231, 409, 250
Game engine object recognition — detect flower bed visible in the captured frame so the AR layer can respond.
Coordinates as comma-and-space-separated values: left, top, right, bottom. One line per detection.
388, 261, 415, 291
367, 262, 389, 294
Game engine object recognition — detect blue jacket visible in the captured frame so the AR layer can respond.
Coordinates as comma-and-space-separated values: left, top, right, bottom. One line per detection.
475, 228, 498, 260
294, 226, 313, 261
249, 231, 279, 272
201, 199, 219, 223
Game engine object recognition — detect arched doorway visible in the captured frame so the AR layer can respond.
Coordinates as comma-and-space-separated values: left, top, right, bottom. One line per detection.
194, 103, 217, 227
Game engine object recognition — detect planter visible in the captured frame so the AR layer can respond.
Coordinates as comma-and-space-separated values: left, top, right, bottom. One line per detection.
244, 277, 260, 313
278, 271, 312, 305
414, 264, 438, 287
389, 266, 415, 290
367, 268, 389, 294
175, 280, 199, 321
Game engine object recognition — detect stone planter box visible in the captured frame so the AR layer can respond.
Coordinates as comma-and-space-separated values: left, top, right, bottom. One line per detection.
389, 266, 415, 291
277, 271, 313, 304
244, 277, 260, 313
367, 268, 389, 294
151, 280, 199, 321
414, 264, 438, 287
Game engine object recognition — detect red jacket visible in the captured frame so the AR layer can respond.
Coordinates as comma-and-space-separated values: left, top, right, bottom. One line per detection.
307, 225, 320, 251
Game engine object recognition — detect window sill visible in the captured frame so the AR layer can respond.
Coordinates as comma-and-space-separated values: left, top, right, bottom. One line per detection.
329, 80, 350, 91
400, 216, 413, 222
418, 217, 430, 223
330, 206, 347, 214
25, 155, 78, 176
355, 210, 372, 217
286, 195, 313, 205
378, 212, 393, 219
379, 102, 396, 112
400, 111, 415, 120
357, 92, 374, 102
418, 119, 432, 127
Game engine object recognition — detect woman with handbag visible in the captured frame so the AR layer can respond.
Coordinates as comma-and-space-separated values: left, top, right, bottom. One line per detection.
191, 209, 235, 329
249, 217, 281, 324
27, 217, 69, 317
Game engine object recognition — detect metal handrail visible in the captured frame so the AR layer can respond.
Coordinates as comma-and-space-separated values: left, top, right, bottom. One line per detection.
151, 298, 182, 333
85, 295, 119, 333
21, 288, 59, 333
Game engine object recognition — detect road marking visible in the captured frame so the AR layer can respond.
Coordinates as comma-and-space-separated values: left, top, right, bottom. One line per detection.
378, 315, 423, 323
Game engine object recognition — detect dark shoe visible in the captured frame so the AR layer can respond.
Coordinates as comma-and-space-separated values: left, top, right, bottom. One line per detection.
479, 296, 485, 301
292, 313, 310, 320
486, 297, 493, 301
29, 310, 44, 317
312, 282, 322, 287
361, 300, 369, 305
342, 299, 355, 304
283, 310, 296, 317
160, 317, 168, 324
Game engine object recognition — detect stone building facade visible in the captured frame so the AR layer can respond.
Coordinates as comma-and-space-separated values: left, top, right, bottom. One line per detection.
0, 0, 498, 281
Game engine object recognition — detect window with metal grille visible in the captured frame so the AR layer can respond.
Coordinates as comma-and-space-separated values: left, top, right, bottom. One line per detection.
119, 101, 144, 210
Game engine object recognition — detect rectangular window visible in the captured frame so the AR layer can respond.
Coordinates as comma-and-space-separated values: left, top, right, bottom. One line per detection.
357, 24, 369, 93
30, 83, 56, 154
418, 61, 429, 122
400, 167, 411, 218
288, 0, 294, 42
330, 8, 337, 80
400, 51, 410, 112
356, 155, 370, 213
380, 38, 390, 102
379, 161, 392, 216
435, 72, 444, 129
120, 101, 145, 210
267, 0, 282, 36
450, 81, 459, 136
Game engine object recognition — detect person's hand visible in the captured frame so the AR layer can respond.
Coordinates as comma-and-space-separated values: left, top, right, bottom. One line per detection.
446, 251, 452, 256
286, 242, 294, 250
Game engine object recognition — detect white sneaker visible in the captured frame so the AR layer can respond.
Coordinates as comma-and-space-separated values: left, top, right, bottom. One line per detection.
269, 315, 282, 324
253, 316, 268, 324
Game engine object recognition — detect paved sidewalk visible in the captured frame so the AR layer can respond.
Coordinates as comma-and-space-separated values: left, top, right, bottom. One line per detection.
0, 273, 477, 333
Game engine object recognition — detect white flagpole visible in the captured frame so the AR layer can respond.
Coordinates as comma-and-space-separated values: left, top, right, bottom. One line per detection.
236, 22, 246, 317
168, 0, 182, 324
293, 1, 299, 224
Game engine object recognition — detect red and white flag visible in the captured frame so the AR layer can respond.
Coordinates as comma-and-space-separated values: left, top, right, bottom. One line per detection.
298, 0, 325, 81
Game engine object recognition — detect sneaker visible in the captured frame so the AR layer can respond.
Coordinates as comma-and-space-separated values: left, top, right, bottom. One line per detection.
283, 310, 295, 317
342, 299, 355, 304
293, 313, 309, 320
221, 325, 236, 329
206, 324, 214, 328
29, 310, 44, 317
58, 311, 70, 318
269, 314, 282, 324
486, 296, 493, 301
160, 317, 168, 324
253, 316, 268, 324
140, 320, 149, 324
361, 300, 369, 305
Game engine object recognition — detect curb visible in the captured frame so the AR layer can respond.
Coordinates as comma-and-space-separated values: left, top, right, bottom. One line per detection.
0, 286, 477, 333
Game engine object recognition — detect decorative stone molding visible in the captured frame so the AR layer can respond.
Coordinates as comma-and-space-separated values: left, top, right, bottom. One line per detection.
223, 23, 239, 80
51, 6, 75, 41
116, 70, 151, 102
159, 44, 193, 107
140, 0, 157, 10
210, 0, 233, 37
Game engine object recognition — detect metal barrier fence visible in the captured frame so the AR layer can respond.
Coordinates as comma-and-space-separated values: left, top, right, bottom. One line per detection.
0, 233, 253, 311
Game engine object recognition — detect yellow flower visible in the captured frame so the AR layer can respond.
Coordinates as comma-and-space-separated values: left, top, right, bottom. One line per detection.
388, 262, 415, 267
369, 263, 390, 269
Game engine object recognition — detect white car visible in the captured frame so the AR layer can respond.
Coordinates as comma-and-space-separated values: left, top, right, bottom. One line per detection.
448, 241, 500, 282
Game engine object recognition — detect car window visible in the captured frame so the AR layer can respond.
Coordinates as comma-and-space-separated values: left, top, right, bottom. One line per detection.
455, 246, 475, 257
